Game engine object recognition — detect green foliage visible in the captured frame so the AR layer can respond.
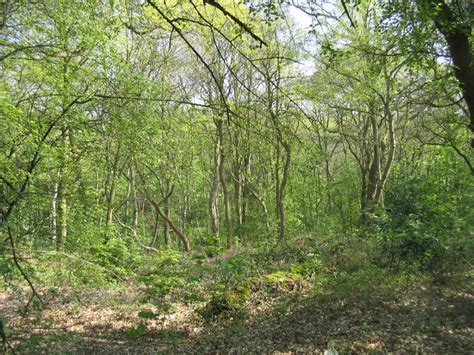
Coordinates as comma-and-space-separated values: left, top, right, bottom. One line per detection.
96, 237, 129, 264
139, 250, 186, 299
289, 252, 323, 277
0, 5, 472, 351
138, 309, 159, 320
262, 271, 303, 289
198, 287, 250, 320
35, 253, 111, 287
197, 255, 256, 319
0, 316, 13, 336
0, 252, 15, 286
195, 235, 224, 258
126, 323, 147, 339
216, 256, 252, 282
381, 151, 473, 274
91, 237, 141, 277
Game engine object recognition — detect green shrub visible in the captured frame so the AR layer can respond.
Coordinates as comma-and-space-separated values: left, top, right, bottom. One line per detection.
126, 323, 147, 338
381, 159, 472, 274
139, 249, 187, 300
91, 237, 141, 276
35, 253, 111, 287
198, 287, 250, 320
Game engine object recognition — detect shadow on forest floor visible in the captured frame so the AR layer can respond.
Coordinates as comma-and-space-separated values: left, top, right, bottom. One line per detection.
2, 276, 473, 353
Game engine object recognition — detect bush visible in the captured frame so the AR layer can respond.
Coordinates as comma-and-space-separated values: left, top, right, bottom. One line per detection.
381, 156, 473, 274
91, 237, 142, 276
139, 249, 186, 300
35, 253, 111, 287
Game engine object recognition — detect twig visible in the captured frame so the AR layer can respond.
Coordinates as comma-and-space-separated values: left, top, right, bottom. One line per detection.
340, 0, 356, 28
113, 212, 160, 254
3, 219, 43, 307
202, 0, 267, 47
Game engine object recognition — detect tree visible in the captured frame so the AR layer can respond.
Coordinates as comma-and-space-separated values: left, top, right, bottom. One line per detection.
380, 0, 474, 146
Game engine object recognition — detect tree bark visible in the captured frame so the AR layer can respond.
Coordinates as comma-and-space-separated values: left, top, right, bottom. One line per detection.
270, 115, 291, 241
216, 120, 233, 249
57, 180, 67, 249
163, 180, 171, 247
424, 0, 474, 146
105, 143, 121, 239
232, 134, 243, 239
374, 110, 396, 204
50, 174, 59, 244
138, 172, 191, 252
147, 195, 191, 252
150, 212, 160, 247
209, 135, 220, 236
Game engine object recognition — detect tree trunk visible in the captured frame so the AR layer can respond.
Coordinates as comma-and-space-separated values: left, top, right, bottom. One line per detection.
50, 174, 59, 244
216, 120, 232, 249
57, 169, 67, 250
374, 109, 396, 205
138, 172, 191, 252
209, 136, 220, 236
163, 184, 171, 247
147, 196, 191, 252
131, 167, 139, 232
234, 162, 243, 239
150, 212, 160, 247
425, 0, 474, 146
105, 143, 121, 239
278, 142, 291, 241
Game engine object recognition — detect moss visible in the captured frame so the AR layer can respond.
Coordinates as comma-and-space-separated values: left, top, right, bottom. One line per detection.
263, 271, 302, 285
199, 270, 306, 320
198, 288, 249, 320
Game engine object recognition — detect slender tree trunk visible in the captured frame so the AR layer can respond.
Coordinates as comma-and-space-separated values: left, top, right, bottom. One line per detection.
147, 196, 191, 252
374, 110, 396, 205
105, 143, 121, 239
163, 183, 171, 247
58, 186, 67, 249
57, 51, 70, 251
138, 172, 191, 252
57, 166, 67, 250
275, 143, 281, 235
242, 151, 251, 227
251, 188, 271, 236
181, 153, 193, 231
209, 136, 220, 236
216, 120, 232, 249
182, 192, 189, 231
131, 168, 139, 233
150, 212, 160, 247
233, 161, 243, 239
123, 167, 131, 237
50, 175, 59, 244
360, 167, 369, 226
232, 135, 243, 239
362, 113, 381, 225
273, 138, 291, 241
366, 115, 380, 203
324, 158, 333, 213
278, 142, 291, 241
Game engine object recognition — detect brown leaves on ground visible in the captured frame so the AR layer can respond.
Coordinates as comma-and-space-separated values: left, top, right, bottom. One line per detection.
1, 278, 473, 353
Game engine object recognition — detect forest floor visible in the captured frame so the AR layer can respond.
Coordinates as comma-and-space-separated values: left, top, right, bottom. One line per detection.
1, 244, 473, 353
